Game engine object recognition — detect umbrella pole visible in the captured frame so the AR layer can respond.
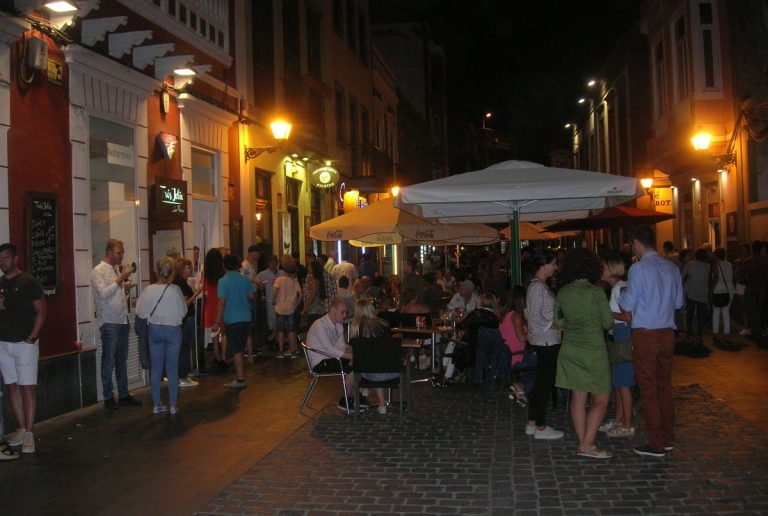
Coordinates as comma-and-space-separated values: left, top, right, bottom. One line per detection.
510, 211, 521, 286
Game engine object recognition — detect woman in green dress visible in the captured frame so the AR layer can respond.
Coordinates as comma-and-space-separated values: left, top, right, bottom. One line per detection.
555, 248, 614, 459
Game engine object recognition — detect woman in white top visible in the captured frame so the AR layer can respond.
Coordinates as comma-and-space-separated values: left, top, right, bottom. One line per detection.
136, 256, 187, 415
711, 247, 735, 344
525, 250, 563, 440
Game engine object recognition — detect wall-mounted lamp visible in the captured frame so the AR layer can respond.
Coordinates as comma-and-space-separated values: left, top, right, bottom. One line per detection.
640, 177, 654, 198
255, 212, 262, 221
390, 185, 400, 197
691, 129, 736, 166
244, 119, 292, 162
586, 79, 596, 87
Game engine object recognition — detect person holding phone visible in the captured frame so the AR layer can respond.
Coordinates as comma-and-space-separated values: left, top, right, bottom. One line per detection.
91, 239, 142, 410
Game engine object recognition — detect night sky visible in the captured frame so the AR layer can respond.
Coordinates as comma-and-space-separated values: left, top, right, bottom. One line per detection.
371, 0, 641, 166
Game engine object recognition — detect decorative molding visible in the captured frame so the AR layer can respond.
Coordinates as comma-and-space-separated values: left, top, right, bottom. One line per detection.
81, 16, 127, 46
64, 45, 158, 125
132, 43, 175, 70
108, 30, 153, 59
113, 0, 232, 66
177, 92, 238, 125
153, 54, 193, 80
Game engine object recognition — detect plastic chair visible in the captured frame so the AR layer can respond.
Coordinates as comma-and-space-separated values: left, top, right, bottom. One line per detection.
298, 341, 351, 414
351, 336, 405, 422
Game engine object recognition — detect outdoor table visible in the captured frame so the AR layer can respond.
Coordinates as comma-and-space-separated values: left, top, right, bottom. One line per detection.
391, 326, 462, 387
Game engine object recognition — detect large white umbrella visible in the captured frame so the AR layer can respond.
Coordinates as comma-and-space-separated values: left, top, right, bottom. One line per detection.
395, 160, 640, 282
309, 197, 498, 246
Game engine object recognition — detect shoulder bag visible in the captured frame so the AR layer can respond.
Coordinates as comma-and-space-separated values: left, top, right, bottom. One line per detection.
134, 285, 169, 369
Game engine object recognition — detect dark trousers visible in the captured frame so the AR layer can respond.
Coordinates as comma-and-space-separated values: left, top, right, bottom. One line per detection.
179, 316, 195, 378
744, 286, 766, 338
685, 297, 708, 338
527, 344, 560, 427
632, 328, 675, 452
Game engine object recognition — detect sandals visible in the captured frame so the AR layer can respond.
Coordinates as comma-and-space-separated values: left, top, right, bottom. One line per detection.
508, 383, 528, 407
577, 446, 612, 459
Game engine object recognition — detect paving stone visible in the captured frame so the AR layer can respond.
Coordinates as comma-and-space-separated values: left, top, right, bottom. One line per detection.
199, 384, 768, 514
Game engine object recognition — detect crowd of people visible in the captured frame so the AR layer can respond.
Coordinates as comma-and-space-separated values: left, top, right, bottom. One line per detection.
2, 225, 765, 460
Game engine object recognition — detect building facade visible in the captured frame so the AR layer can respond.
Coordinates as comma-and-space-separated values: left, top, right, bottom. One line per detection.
641, 0, 768, 249
0, 0, 242, 420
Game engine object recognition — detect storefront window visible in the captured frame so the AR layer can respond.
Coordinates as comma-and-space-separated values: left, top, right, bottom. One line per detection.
191, 147, 216, 197
89, 117, 137, 267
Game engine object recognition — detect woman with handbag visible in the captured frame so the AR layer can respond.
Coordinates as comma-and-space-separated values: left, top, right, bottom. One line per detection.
711, 247, 735, 347
136, 257, 187, 415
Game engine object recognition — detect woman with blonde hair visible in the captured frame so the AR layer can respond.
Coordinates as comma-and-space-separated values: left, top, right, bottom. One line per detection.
136, 256, 187, 415
349, 297, 397, 414
599, 256, 636, 438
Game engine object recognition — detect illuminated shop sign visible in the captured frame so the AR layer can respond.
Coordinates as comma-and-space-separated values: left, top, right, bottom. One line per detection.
151, 176, 188, 222
310, 166, 339, 189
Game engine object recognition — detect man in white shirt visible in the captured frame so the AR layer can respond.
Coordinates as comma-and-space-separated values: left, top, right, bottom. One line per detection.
332, 258, 358, 284
306, 298, 361, 411
447, 280, 480, 315
90, 239, 142, 409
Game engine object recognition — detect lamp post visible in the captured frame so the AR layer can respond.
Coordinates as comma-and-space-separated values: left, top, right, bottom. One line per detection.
481, 112, 492, 130
244, 119, 292, 162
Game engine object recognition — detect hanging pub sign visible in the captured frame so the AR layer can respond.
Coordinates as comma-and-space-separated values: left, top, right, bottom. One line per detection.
310, 165, 339, 189
156, 132, 178, 160
150, 176, 188, 222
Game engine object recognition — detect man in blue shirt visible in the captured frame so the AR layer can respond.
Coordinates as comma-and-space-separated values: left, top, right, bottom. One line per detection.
214, 254, 254, 389
619, 226, 684, 458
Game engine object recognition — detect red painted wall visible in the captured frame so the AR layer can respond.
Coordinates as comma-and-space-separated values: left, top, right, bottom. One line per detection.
7, 31, 76, 356
146, 90, 183, 280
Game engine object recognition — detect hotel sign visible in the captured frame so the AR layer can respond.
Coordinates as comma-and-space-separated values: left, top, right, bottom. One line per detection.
151, 176, 188, 222
310, 166, 339, 189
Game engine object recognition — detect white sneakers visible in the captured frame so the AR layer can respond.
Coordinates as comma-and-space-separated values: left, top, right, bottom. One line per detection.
22, 432, 34, 453
533, 426, 564, 440
178, 377, 199, 387
376, 404, 387, 415
6, 429, 35, 453
6, 428, 25, 446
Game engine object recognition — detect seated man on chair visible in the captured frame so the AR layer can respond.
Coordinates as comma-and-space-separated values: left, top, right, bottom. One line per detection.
306, 298, 366, 411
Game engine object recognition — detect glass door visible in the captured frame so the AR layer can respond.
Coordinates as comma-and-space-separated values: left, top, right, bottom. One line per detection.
89, 117, 143, 395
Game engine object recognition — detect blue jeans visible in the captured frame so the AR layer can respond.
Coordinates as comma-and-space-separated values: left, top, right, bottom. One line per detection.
100, 323, 130, 399
149, 324, 181, 406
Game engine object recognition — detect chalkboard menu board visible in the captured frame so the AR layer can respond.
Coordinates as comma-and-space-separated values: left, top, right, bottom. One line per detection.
27, 192, 58, 294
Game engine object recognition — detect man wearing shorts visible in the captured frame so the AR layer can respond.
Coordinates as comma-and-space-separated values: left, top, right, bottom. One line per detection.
272, 261, 301, 358
214, 254, 253, 389
0, 243, 47, 455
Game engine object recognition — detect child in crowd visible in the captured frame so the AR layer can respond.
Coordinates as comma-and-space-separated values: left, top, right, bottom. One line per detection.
600, 257, 635, 438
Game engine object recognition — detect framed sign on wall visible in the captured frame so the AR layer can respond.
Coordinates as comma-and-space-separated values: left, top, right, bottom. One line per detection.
27, 192, 59, 295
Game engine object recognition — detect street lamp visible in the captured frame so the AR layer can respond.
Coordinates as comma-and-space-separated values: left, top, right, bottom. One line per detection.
244, 119, 292, 162
481, 112, 492, 130
690, 129, 736, 166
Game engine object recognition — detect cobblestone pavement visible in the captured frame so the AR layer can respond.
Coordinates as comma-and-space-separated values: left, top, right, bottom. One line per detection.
200, 383, 768, 515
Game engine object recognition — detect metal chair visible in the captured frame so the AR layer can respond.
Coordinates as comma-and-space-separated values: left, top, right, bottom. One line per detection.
298, 341, 351, 414
351, 336, 405, 422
